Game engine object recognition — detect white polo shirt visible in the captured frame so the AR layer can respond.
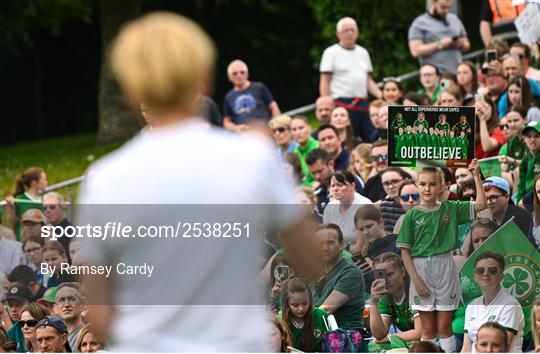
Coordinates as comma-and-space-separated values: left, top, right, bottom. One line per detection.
465, 289, 524, 353
319, 44, 373, 99
323, 192, 372, 243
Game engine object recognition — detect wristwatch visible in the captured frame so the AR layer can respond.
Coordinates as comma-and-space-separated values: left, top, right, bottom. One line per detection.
436, 40, 443, 50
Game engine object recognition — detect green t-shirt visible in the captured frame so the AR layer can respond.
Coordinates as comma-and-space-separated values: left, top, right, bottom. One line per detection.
435, 122, 450, 132
516, 150, 540, 202
378, 294, 416, 332
416, 132, 428, 147
413, 119, 429, 129
7, 322, 26, 352
279, 307, 328, 352
417, 85, 442, 104
456, 137, 468, 158
310, 259, 365, 331
392, 119, 407, 134
275, 248, 353, 263
505, 135, 527, 163
405, 133, 415, 147
294, 137, 320, 187
439, 135, 450, 148
395, 134, 406, 159
13, 193, 43, 241
396, 200, 474, 257
429, 134, 439, 148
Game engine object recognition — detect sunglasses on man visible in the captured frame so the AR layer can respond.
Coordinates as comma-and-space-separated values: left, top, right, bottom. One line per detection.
474, 266, 499, 275
372, 154, 388, 162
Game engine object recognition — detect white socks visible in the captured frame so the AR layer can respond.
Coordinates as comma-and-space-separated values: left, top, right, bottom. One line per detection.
439, 335, 456, 353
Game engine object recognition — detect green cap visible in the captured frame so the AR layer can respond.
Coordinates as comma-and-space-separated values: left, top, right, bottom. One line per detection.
523, 121, 540, 135
37, 286, 57, 305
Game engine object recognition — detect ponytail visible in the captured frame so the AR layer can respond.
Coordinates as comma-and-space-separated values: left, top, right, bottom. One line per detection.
10, 167, 44, 196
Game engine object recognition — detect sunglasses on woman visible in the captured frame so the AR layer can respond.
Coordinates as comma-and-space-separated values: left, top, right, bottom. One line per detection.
400, 192, 420, 201
19, 320, 39, 328
474, 266, 499, 275
272, 127, 287, 134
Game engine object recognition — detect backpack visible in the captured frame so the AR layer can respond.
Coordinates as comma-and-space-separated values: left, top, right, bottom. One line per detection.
322, 328, 364, 353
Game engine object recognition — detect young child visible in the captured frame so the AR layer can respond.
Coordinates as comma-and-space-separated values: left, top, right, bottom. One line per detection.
279, 277, 328, 352
396, 163, 486, 352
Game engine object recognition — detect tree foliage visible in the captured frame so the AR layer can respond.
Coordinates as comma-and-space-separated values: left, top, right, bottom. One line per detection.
0, 0, 93, 51
306, 0, 425, 80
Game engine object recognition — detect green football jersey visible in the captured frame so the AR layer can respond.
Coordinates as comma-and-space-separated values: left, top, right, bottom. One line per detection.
378, 295, 415, 332
440, 135, 450, 148
279, 307, 328, 352
435, 122, 450, 132
405, 133, 415, 147
395, 134, 406, 159
457, 137, 468, 158
413, 119, 429, 129
396, 200, 474, 257
429, 134, 439, 148
416, 132, 428, 147
392, 119, 407, 134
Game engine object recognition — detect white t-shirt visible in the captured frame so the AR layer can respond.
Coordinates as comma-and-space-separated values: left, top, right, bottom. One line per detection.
319, 44, 373, 99
465, 289, 524, 353
78, 118, 300, 352
0, 237, 25, 276
322, 192, 373, 243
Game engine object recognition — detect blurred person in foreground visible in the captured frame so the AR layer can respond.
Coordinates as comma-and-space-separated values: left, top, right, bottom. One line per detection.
77, 12, 319, 352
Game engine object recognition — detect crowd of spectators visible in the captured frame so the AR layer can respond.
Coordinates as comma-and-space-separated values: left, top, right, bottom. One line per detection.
1, 0, 540, 352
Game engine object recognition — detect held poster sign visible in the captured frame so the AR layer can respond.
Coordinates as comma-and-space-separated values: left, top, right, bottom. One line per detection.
388, 105, 475, 168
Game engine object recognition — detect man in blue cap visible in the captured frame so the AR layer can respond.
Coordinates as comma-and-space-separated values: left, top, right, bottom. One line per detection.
36, 316, 70, 352
483, 176, 534, 244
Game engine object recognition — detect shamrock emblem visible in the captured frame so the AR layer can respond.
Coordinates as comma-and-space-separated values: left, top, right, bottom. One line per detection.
503, 268, 530, 296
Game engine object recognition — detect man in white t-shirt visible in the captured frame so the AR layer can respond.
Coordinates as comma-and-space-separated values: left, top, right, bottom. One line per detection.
78, 12, 319, 352
319, 17, 382, 143
323, 170, 372, 243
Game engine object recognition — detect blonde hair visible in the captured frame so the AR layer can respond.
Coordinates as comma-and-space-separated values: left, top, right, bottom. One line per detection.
349, 143, 373, 182
110, 12, 215, 115
269, 115, 292, 129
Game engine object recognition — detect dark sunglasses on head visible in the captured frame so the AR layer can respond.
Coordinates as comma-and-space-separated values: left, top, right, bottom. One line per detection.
19, 320, 38, 328
400, 192, 420, 201
474, 266, 499, 275
372, 154, 388, 162
272, 127, 287, 134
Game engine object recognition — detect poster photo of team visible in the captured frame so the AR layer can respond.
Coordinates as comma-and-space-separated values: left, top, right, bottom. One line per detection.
388, 105, 475, 167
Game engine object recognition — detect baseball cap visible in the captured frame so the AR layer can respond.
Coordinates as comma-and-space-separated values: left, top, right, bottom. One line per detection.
37, 287, 58, 306
483, 176, 510, 194
21, 209, 46, 224
36, 316, 68, 335
2, 284, 33, 303
523, 121, 540, 135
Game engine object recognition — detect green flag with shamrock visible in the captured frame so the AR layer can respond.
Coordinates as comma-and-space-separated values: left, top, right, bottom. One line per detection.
459, 219, 540, 336
478, 156, 502, 178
